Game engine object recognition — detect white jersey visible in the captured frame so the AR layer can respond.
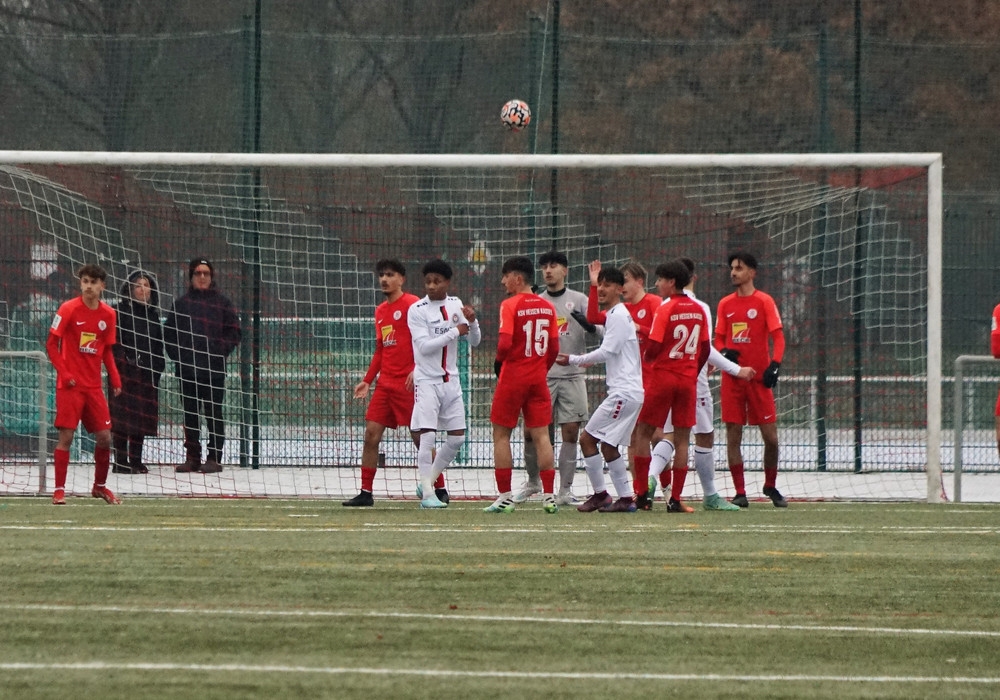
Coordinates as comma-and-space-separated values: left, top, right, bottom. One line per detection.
569, 302, 644, 402
408, 295, 481, 385
685, 289, 741, 398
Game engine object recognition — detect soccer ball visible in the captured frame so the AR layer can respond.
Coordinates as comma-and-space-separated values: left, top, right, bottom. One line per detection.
500, 99, 531, 131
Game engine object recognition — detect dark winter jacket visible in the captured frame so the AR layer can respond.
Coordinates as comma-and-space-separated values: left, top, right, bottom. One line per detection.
163, 286, 241, 379
114, 270, 166, 383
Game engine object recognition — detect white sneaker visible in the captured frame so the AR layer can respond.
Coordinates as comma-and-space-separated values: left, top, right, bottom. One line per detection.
512, 480, 542, 503
484, 492, 516, 513
554, 488, 580, 506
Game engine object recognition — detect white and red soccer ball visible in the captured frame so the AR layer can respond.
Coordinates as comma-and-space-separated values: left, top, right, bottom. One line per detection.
500, 99, 531, 131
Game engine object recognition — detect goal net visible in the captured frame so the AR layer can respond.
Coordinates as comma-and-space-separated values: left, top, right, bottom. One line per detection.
0, 152, 944, 503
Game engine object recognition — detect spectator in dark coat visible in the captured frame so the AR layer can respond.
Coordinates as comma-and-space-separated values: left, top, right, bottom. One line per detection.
109, 270, 165, 474
163, 258, 241, 473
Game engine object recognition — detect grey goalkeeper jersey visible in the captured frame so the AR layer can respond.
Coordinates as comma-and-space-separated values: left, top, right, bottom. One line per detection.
539, 287, 596, 380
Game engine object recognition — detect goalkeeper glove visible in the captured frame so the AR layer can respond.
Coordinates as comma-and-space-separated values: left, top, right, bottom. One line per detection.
570, 309, 597, 333
494, 359, 503, 377
762, 360, 781, 389
720, 348, 740, 363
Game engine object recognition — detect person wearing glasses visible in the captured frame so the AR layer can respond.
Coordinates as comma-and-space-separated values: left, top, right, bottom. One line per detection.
163, 258, 242, 473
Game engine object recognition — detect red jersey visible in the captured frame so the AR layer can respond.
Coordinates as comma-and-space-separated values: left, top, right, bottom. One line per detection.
49, 297, 117, 389
588, 286, 660, 368
647, 294, 710, 380
992, 304, 1000, 358
363, 292, 419, 387
496, 292, 559, 384
714, 289, 783, 374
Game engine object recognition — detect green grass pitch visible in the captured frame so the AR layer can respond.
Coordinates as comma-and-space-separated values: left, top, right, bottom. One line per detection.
1, 497, 999, 699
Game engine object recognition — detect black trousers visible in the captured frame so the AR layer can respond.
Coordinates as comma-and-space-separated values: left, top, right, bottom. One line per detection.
179, 372, 226, 463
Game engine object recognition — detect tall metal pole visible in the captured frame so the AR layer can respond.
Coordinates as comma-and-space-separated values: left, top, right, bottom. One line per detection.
240, 0, 263, 469
851, 0, 864, 473
549, 0, 560, 250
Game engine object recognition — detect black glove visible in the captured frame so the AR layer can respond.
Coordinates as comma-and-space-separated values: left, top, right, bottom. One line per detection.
720, 348, 740, 363
494, 359, 503, 377
762, 360, 781, 389
570, 309, 597, 334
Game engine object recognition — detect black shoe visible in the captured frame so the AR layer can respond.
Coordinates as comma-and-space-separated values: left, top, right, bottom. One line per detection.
731, 493, 749, 508
435, 488, 450, 505
667, 498, 694, 513
130, 462, 149, 475
342, 491, 374, 507
635, 494, 653, 511
762, 486, 788, 508
201, 459, 223, 474
112, 462, 132, 474
175, 458, 201, 473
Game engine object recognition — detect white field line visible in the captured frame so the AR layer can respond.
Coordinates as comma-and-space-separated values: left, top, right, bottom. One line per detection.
2, 603, 999, 639
0, 661, 997, 685
3, 522, 1000, 535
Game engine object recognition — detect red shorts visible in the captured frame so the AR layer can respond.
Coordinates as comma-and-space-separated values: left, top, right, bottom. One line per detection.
490, 378, 552, 429
55, 386, 112, 433
720, 376, 777, 426
639, 375, 697, 429
365, 381, 414, 429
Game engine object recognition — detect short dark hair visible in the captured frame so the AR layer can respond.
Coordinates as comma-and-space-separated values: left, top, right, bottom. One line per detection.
655, 259, 691, 290
538, 250, 569, 268
376, 258, 406, 276
727, 250, 758, 270
619, 261, 647, 282
421, 259, 453, 280
77, 264, 107, 282
501, 256, 534, 281
679, 256, 695, 275
597, 267, 625, 286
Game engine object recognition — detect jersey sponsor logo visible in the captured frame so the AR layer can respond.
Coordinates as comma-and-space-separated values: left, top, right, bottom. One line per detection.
78, 331, 99, 355
731, 321, 750, 344
557, 316, 569, 335
380, 324, 397, 347
747, 308, 758, 319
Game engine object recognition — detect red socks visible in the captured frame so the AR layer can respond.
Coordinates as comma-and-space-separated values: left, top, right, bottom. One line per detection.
54, 448, 69, 490
730, 463, 746, 494
633, 455, 650, 496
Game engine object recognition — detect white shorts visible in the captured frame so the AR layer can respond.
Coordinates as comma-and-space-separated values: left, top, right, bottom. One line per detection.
584, 395, 642, 447
664, 392, 714, 435
410, 381, 466, 432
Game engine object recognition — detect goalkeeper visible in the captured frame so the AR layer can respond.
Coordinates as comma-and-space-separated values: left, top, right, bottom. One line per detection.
714, 251, 787, 508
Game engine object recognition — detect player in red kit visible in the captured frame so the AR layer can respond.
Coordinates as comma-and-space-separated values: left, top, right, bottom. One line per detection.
641, 259, 711, 513
586, 259, 661, 508
487, 256, 560, 513
46, 264, 123, 505
715, 251, 787, 508
991, 302, 1000, 461
343, 259, 447, 507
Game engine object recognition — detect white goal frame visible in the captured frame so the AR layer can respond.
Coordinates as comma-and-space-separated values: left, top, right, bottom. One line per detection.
0, 151, 944, 503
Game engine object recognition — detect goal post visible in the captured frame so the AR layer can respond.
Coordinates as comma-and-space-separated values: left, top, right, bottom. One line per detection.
0, 151, 944, 502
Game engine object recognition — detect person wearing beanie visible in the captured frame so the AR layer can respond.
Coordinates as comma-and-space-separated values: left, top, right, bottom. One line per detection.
109, 269, 166, 474
163, 258, 241, 473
